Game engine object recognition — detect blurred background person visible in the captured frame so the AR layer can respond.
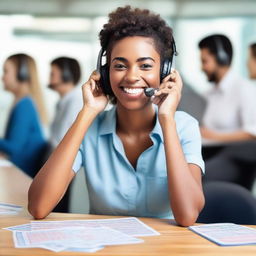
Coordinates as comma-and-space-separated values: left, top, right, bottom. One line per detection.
198, 35, 256, 190
199, 34, 256, 145
47, 56, 83, 213
48, 57, 83, 149
0, 53, 47, 177
248, 43, 256, 79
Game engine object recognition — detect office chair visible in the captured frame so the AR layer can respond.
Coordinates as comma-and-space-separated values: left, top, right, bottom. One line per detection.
197, 181, 256, 225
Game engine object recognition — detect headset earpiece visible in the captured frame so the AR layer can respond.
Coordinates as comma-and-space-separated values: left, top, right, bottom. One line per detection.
160, 37, 177, 81
160, 59, 172, 81
62, 61, 74, 82
97, 48, 114, 96
17, 56, 30, 82
214, 37, 230, 66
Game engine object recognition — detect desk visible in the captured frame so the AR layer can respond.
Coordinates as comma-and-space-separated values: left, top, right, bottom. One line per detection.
0, 165, 32, 206
0, 211, 255, 256
1, 166, 256, 255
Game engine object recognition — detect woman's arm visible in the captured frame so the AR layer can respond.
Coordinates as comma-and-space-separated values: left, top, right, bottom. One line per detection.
200, 127, 255, 142
161, 119, 204, 227
28, 72, 107, 219
154, 70, 204, 227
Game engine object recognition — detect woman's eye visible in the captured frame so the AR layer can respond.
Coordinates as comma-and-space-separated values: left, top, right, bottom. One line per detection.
141, 63, 153, 69
114, 64, 126, 69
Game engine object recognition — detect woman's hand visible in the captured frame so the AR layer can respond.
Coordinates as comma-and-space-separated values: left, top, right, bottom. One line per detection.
82, 70, 108, 114
152, 70, 183, 121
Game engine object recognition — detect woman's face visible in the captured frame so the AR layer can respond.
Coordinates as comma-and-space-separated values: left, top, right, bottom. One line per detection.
2, 60, 19, 93
109, 36, 161, 110
247, 47, 256, 79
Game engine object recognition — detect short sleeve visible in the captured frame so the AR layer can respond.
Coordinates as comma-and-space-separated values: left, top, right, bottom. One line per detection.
176, 112, 205, 174
240, 84, 256, 136
72, 145, 84, 173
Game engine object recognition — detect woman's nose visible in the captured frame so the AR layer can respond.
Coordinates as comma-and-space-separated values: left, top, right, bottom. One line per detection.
124, 67, 140, 84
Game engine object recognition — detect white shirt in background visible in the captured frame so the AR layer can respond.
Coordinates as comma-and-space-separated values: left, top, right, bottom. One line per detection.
202, 69, 256, 136
50, 86, 83, 148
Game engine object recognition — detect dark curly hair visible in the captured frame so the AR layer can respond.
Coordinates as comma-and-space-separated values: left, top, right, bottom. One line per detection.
99, 5, 174, 103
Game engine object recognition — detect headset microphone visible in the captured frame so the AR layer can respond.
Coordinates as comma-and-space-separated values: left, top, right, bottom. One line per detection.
144, 88, 158, 97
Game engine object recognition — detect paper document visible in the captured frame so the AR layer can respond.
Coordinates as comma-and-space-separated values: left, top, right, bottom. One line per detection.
31, 217, 160, 237
0, 202, 22, 215
13, 226, 143, 252
6, 217, 159, 252
3, 223, 31, 231
189, 223, 256, 246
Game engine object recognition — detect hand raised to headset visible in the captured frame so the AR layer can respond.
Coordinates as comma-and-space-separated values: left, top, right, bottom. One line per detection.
152, 70, 183, 119
82, 70, 108, 114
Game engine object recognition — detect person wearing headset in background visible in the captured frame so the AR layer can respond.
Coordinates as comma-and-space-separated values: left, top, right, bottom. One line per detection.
199, 35, 256, 190
0, 53, 47, 177
248, 43, 256, 79
28, 6, 205, 226
47, 57, 83, 213
199, 34, 256, 145
49, 57, 83, 148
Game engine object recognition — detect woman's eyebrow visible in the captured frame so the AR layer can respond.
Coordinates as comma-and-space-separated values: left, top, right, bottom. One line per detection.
137, 57, 155, 62
112, 57, 127, 63
112, 57, 155, 63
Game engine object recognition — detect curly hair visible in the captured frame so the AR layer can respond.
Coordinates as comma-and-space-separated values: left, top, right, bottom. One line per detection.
99, 6, 174, 104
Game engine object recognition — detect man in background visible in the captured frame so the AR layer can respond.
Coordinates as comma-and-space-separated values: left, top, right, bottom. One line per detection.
199, 34, 256, 144
198, 34, 256, 190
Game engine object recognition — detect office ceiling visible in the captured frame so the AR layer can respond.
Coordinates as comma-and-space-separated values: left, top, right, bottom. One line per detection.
0, 0, 256, 18
1, 0, 255, 43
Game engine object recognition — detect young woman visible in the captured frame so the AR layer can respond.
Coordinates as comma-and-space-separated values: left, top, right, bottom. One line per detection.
28, 6, 205, 226
0, 53, 47, 177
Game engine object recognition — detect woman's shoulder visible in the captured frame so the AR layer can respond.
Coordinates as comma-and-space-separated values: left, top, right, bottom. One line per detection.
174, 111, 199, 131
17, 96, 35, 107
14, 97, 37, 115
175, 110, 198, 123
87, 105, 116, 134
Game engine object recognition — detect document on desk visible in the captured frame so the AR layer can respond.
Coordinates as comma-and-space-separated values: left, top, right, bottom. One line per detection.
189, 223, 256, 246
3, 223, 31, 231
0, 202, 22, 215
13, 226, 143, 252
31, 217, 160, 236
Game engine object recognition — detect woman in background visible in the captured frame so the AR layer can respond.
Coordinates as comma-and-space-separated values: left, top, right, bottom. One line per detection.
0, 53, 47, 177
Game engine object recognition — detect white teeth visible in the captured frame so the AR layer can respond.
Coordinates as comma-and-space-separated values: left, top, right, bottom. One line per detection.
123, 87, 143, 94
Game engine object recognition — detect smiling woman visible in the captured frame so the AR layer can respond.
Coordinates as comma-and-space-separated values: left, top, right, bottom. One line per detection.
109, 36, 161, 110
28, 5, 205, 227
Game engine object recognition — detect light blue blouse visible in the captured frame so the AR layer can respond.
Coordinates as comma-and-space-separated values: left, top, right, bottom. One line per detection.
73, 106, 204, 219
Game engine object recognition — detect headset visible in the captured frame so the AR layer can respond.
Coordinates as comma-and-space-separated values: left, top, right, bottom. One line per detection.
97, 37, 178, 96
61, 60, 74, 83
17, 56, 30, 82
214, 36, 230, 66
